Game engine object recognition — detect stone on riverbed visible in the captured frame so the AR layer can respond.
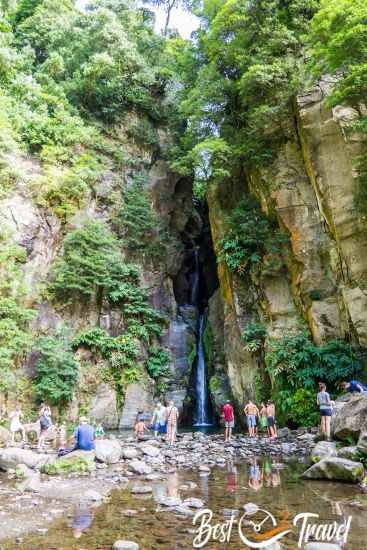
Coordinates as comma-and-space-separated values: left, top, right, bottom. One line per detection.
95, 439, 122, 464
332, 393, 367, 441
17, 472, 42, 493
0, 448, 49, 471
305, 544, 341, 550
337, 446, 359, 460
140, 445, 160, 457
128, 459, 152, 475
183, 497, 205, 508
357, 430, 367, 455
157, 496, 182, 507
113, 541, 139, 550
130, 484, 152, 494
122, 448, 139, 460
303, 457, 364, 483
311, 441, 337, 462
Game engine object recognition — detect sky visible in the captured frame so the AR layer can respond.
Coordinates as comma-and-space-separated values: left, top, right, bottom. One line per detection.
75, 1, 199, 39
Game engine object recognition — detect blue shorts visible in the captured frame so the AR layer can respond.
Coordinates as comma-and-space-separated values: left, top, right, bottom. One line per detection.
321, 409, 333, 417
154, 422, 167, 433
247, 415, 257, 427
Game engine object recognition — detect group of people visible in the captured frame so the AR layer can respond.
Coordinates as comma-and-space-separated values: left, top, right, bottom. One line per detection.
7, 403, 105, 451
134, 400, 179, 445
223, 399, 277, 442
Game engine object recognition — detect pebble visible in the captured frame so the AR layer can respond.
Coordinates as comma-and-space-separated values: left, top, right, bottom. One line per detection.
113, 541, 139, 550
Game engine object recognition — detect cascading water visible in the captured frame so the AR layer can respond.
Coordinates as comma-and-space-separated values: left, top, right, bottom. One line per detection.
190, 247, 200, 306
194, 313, 212, 426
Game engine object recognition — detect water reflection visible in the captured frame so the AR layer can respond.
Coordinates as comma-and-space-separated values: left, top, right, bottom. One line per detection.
69, 505, 94, 539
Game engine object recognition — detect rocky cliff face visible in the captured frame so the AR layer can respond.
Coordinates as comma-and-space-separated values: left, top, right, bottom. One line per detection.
207, 79, 367, 411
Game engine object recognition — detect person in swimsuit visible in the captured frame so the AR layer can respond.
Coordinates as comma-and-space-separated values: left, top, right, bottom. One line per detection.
244, 400, 259, 437
266, 400, 277, 439
151, 402, 167, 438
135, 418, 149, 440
166, 400, 179, 445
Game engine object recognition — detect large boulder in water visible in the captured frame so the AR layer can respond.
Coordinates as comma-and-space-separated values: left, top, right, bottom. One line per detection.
311, 441, 337, 463
303, 457, 364, 483
332, 393, 367, 441
0, 448, 49, 471
95, 439, 121, 464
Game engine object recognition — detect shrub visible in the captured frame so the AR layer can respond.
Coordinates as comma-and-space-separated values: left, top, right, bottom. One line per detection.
33, 331, 79, 406
242, 322, 267, 353
217, 196, 286, 277
146, 347, 170, 379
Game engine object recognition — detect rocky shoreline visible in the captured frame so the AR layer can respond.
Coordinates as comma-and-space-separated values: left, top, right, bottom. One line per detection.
0, 428, 315, 542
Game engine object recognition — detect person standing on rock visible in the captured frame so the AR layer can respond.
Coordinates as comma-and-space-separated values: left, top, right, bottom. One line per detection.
166, 400, 179, 445
223, 400, 234, 442
317, 383, 333, 440
151, 402, 167, 438
244, 400, 259, 437
266, 400, 277, 439
9, 404, 26, 444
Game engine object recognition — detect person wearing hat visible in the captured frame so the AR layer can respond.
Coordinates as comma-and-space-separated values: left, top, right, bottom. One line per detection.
73, 416, 95, 451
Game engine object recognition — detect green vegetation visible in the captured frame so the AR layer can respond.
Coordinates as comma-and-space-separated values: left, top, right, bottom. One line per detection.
266, 332, 363, 426
242, 322, 267, 353
42, 455, 95, 475
114, 174, 165, 259
146, 347, 170, 378
217, 197, 287, 277
34, 330, 79, 406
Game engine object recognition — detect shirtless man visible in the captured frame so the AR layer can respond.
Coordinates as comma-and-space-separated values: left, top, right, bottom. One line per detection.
266, 400, 277, 439
244, 400, 259, 437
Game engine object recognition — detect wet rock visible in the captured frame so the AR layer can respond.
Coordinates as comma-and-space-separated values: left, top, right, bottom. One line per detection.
95, 439, 122, 464
113, 541, 139, 550
83, 489, 103, 501
303, 457, 364, 483
15, 463, 34, 478
157, 496, 182, 507
337, 446, 359, 460
183, 497, 205, 508
130, 484, 152, 494
140, 445, 160, 458
357, 430, 367, 455
0, 448, 49, 471
332, 394, 367, 441
122, 448, 139, 460
89, 383, 119, 429
129, 459, 152, 475
311, 441, 337, 462
17, 472, 42, 493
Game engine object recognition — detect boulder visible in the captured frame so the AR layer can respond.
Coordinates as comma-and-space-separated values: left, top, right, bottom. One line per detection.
357, 430, 367, 455
140, 445, 160, 458
119, 383, 154, 429
42, 450, 95, 475
95, 439, 121, 464
337, 446, 359, 460
0, 448, 48, 471
130, 484, 152, 494
303, 457, 364, 483
128, 459, 152, 475
311, 441, 337, 463
122, 447, 139, 460
89, 383, 119, 429
17, 472, 42, 493
0, 426, 10, 446
15, 463, 34, 478
113, 541, 139, 550
332, 393, 367, 441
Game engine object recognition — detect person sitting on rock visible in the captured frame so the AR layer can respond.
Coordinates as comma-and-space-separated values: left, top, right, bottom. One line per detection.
151, 402, 167, 438
244, 400, 259, 438
341, 380, 367, 393
73, 416, 95, 451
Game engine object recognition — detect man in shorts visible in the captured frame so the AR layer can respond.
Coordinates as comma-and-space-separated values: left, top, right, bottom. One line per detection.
223, 400, 234, 442
244, 400, 259, 437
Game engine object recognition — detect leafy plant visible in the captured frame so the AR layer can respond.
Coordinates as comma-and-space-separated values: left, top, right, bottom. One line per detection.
242, 322, 267, 353
146, 347, 170, 379
34, 330, 79, 406
217, 197, 287, 277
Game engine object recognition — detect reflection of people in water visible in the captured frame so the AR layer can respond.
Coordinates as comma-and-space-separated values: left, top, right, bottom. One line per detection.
70, 506, 94, 539
249, 458, 263, 492
227, 461, 238, 493
167, 471, 180, 498
262, 457, 281, 488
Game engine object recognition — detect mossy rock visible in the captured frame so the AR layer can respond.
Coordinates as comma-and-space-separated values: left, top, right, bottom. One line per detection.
42, 452, 95, 475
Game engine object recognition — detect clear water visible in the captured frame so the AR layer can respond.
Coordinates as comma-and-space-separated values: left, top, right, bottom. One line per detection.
4, 457, 367, 549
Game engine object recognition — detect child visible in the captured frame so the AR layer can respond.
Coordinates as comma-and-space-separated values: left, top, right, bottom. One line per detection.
95, 423, 105, 439
135, 418, 149, 440
259, 403, 268, 434
58, 423, 68, 447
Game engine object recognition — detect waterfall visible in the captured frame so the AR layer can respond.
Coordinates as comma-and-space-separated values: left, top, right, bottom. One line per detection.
190, 247, 200, 306
194, 313, 212, 426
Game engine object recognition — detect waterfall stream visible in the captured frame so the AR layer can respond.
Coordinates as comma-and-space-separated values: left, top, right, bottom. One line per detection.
194, 313, 212, 426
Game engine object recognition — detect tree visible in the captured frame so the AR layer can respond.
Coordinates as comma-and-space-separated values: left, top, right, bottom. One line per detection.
142, 0, 194, 35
